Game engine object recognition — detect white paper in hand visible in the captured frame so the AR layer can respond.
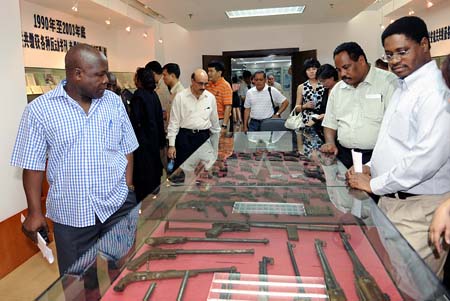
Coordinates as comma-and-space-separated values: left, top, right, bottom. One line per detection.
20, 214, 54, 264
351, 149, 363, 173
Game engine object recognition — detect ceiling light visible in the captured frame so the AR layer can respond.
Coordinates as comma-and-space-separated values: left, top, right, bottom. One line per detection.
408, 9, 415, 15
427, 1, 434, 8
158, 38, 163, 44
380, 24, 385, 29
225, 6, 305, 19
125, 26, 131, 32
390, 19, 394, 24
105, 18, 111, 25
142, 32, 148, 38
71, 1, 78, 12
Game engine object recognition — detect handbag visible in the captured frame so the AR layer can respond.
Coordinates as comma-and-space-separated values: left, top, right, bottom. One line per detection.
284, 106, 304, 130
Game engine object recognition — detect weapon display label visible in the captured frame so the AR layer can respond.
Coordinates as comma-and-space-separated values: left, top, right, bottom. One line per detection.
232, 202, 306, 216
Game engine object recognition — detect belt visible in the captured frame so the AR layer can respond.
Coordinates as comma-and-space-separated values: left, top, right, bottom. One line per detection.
179, 128, 209, 134
384, 192, 419, 199
250, 118, 270, 123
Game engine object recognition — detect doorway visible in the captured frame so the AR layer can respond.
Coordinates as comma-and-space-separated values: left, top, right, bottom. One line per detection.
203, 48, 317, 110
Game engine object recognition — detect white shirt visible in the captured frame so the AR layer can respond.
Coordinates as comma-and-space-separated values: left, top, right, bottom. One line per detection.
238, 81, 252, 98
370, 60, 450, 195
322, 66, 397, 149
167, 87, 220, 146
244, 85, 286, 120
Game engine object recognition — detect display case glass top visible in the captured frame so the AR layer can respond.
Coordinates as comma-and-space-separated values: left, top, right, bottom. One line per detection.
35, 130, 449, 301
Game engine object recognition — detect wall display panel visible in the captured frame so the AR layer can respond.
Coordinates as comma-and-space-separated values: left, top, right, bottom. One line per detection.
24, 67, 135, 102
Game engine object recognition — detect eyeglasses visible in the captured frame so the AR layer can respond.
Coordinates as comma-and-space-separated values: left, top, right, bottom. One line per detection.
194, 81, 208, 86
381, 49, 410, 62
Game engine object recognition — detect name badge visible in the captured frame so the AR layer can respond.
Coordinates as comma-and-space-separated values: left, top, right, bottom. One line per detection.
366, 93, 382, 100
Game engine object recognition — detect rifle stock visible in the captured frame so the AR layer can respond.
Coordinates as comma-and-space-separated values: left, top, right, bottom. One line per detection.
114, 266, 236, 292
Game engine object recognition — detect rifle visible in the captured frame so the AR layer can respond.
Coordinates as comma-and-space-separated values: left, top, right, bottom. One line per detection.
176, 200, 235, 217
145, 236, 269, 247
314, 239, 347, 301
258, 256, 274, 301
250, 222, 344, 241
304, 169, 326, 183
165, 221, 343, 240
287, 242, 308, 300
114, 266, 236, 292
142, 283, 156, 301
127, 248, 254, 271
340, 233, 390, 301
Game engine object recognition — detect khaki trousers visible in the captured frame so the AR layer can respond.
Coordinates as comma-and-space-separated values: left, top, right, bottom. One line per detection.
378, 192, 450, 279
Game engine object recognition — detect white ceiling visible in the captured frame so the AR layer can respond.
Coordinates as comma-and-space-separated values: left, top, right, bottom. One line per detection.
138, 0, 380, 30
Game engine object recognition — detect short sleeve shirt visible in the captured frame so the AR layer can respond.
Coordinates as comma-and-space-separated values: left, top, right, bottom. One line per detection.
322, 66, 397, 149
206, 77, 232, 119
10, 81, 139, 227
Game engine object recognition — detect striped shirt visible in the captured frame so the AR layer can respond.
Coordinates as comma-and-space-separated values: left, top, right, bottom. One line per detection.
206, 77, 232, 119
11, 81, 139, 227
244, 85, 286, 120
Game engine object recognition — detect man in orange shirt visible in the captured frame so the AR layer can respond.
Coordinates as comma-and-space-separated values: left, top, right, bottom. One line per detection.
206, 61, 232, 133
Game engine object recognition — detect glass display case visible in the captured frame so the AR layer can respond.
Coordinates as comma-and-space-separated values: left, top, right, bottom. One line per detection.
35, 130, 449, 301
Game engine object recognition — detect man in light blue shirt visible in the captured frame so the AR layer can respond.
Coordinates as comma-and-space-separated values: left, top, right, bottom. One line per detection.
11, 44, 138, 275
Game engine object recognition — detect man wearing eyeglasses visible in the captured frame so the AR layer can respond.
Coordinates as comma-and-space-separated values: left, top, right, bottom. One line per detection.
167, 69, 221, 172
347, 16, 450, 278
321, 42, 397, 168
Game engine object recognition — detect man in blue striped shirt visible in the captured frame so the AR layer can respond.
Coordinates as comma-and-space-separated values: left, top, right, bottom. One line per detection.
11, 44, 139, 275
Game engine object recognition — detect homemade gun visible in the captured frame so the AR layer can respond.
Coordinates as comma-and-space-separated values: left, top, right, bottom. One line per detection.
114, 266, 237, 292
287, 242, 307, 300
206, 222, 251, 238
314, 239, 347, 301
340, 233, 390, 301
145, 236, 269, 247
176, 200, 236, 217
127, 248, 254, 271
258, 256, 274, 301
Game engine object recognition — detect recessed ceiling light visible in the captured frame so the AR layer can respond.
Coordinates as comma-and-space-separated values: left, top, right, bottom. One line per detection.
105, 18, 111, 25
71, 1, 78, 12
408, 9, 415, 15
125, 26, 131, 32
427, 1, 434, 8
225, 6, 305, 19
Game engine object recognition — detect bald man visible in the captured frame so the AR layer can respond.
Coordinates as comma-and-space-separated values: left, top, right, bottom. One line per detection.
11, 44, 138, 275
167, 69, 220, 173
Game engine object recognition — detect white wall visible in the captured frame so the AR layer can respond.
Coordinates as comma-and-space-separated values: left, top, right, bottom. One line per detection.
21, 0, 155, 71
0, 1, 28, 222
161, 10, 384, 87
416, 1, 450, 57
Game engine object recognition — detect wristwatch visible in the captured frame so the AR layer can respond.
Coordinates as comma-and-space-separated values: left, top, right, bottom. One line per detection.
128, 185, 135, 192
275, 112, 280, 116
221, 124, 227, 128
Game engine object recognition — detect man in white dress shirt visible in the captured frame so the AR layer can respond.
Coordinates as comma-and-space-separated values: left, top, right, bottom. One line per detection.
347, 16, 450, 277
167, 69, 221, 171
243, 71, 288, 132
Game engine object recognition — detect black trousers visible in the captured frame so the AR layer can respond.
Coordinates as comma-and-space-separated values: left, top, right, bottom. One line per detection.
174, 128, 210, 171
336, 141, 373, 169
53, 190, 138, 275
